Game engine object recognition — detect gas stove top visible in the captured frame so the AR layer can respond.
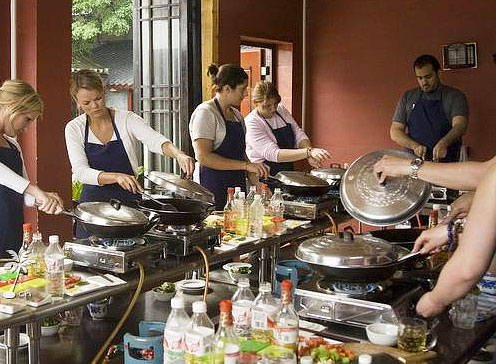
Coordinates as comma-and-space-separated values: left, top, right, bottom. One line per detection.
294, 276, 426, 328
282, 193, 340, 220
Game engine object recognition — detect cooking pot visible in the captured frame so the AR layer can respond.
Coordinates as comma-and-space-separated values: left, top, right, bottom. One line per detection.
296, 231, 424, 282
310, 163, 346, 190
263, 171, 330, 196
137, 198, 214, 226
62, 199, 159, 238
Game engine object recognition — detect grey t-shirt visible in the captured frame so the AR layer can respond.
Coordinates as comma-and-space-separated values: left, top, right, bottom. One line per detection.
392, 84, 468, 124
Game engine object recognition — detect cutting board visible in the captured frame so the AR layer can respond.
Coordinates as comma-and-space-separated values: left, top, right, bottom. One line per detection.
343, 342, 437, 363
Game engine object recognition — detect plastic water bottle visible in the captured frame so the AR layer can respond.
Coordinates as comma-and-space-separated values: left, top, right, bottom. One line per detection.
249, 195, 264, 238
165, 297, 191, 364
234, 192, 248, 236
213, 300, 239, 364
44, 235, 65, 299
185, 301, 215, 364
223, 188, 236, 234
251, 282, 279, 344
28, 231, 46, 278
231, 278, 255, 340
269, 188, 285, 235
246, 185, 257, 206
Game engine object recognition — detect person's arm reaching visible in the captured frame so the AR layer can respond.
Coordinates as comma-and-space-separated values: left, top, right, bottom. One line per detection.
416, 164, 496, 316
390, 121, 427, 159
161, 141, 195, 178
433, 115, 468, 161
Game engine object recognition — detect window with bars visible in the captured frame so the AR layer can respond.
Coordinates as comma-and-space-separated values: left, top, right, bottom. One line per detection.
133, 0, 201, 174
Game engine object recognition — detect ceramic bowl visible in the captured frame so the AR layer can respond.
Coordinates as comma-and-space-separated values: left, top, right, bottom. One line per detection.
223, 262, 252, 282
41, 323, 60, 337
366, 323, 399, 346
87, 299, 109, 320
152, 288, 175, 302
478, 273, 496, 295
63, 258, 74, 272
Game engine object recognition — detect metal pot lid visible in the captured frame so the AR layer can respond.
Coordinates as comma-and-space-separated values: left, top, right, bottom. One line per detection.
295, 232, 397, 268
146, 171, 215, 203
75, 201, 149, 226
340, 149, 431, 226
275, 171, 329, 187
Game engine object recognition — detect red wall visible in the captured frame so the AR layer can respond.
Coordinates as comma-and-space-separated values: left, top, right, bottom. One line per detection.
307, 0, 496, 164
0, 1, 10, 81
218, 0, 303, 123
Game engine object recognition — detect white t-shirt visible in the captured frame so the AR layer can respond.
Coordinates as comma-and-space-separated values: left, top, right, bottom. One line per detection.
0, 135, 35, 205
189, 98, 244, 151
65, 109, 170, 185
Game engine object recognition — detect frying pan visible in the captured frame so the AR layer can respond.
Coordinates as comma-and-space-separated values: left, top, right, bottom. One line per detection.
137, 198, 214, 225
262, 171, 331, 196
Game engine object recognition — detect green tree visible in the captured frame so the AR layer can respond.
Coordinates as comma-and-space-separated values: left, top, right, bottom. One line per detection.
72, 0, 133, 57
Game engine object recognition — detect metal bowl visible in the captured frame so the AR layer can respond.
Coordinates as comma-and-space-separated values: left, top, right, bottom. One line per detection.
340, 149, 431, 226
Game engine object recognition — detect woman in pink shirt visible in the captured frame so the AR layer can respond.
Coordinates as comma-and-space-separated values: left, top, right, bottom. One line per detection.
245, 81, 331, 175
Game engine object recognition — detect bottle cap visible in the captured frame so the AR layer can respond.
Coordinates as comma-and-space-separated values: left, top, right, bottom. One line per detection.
23, 223, 32, 232
192, 300, 207, 313
48, 235, 59, 244
32, 232, 42, 240
281, 279, 292, 291
432, 204, 441, 210
219, 300, 232, 312
239, 192, 245, 199
274, 188, 281, 193
358, 354, 372, 364
250, 185, 256, 191
300, 356, 313, 364
235, 187, 241, 192
259, 282, 271, 292
227, 187, 234, 194
237, 278, 250, 287
254, 194, 261, 200
170, 297, 184, 309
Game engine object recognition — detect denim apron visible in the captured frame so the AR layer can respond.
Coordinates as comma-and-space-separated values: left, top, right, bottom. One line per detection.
407, 94, 461, 162
261, 111, 296, 175
200, 99, 246, 209
76, 111, 140, 238
0, 139, 24, 253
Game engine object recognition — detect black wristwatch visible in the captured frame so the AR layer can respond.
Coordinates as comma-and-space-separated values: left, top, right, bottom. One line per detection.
410, 158, 424, 179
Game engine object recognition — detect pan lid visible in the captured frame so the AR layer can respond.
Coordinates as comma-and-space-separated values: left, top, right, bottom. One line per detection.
275, 171, 329, 187
147, 171, 215, 203
340, 149, 431, 226
75, 200, 149, 226
295, 232, 397, 268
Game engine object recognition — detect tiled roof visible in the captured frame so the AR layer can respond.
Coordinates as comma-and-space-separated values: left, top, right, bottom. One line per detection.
72, 55, 108, 74
92, 40, 133, 89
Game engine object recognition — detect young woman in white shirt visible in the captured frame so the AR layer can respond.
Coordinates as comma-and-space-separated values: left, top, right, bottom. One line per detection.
0, 80, 64, 253
65, 70, 195, 238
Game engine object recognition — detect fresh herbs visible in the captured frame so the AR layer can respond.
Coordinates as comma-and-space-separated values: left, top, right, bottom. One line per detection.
155, 282, 175, 293
42, 317, 59, 327
231, 266, 251, 274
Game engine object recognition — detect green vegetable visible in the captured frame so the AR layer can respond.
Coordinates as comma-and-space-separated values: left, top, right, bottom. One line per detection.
232, 266, 251, 274
156, 282, 175, 293
42, 317, 59, 327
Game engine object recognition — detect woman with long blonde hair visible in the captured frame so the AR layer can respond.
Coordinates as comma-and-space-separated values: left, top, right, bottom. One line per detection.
0, 79, 63, 253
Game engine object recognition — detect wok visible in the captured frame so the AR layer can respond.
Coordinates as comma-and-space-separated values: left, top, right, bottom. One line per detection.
137, 198, 214, 225
367, 228, 425, 245
62, 199, 159, 238
262, 171, 331, 196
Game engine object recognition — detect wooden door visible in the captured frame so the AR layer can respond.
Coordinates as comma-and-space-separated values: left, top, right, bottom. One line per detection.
240, 49, 262, 117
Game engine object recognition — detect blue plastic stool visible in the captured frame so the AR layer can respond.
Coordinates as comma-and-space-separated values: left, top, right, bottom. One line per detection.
124, 321, 165, 364
274, 260, 312, 297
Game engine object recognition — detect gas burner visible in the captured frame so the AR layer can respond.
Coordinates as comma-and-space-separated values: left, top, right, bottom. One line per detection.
88, 236, 145, 251
283, 193, 334, 203
316, 279, 388, 298
154, 223, 204, 235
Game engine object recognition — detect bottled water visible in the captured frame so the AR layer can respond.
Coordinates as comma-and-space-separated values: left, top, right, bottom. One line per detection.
251, 282, 279, 344
231, 278, 255, 340
269, 188, 285, 235
44, 235, 65, 299
164, 297, 191, 364
234, 192, 248, 236
28, 231, 46, 278
223, 188, 236, 234
248, 195, 264, 238
185, 301, 215, 364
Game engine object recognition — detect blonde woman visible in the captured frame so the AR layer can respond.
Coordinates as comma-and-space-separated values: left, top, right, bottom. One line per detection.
65, 70, 195, 238
245, 81, 331, 175
0, 80, 63, 253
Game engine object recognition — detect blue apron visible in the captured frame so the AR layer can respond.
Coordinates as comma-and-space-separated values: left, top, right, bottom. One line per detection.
0, 139, 24, 254
76, 111, 140, 238
200, 99, 246, 209
262, 111, 296, 175
407, 93, 461, 162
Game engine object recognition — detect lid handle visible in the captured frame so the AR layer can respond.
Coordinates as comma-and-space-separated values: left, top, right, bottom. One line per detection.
338, 231, 354, 242
110, 199, 122, 211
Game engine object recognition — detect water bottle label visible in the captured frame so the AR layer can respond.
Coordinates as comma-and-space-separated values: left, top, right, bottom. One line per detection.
45, 258, 63, 273
274, 327, 298, 345
232, 305, 251, 326
251, 310, 269, 330
185, 331, 213, 356
224, 348, 240, 364
164, 329, 185, 352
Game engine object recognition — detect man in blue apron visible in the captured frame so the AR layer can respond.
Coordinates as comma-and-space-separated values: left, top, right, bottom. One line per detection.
390, 54, 468, 162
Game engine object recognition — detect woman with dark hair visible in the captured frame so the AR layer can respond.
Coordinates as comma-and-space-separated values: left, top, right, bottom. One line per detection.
245, 80, 331, 175
189, 64, 269, 209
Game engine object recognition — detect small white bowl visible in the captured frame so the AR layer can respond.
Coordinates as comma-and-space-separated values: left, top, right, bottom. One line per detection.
63, 258, 74, 272
41, 323, 60, 337
366, 323, 399, 346
152, 289, 175, 302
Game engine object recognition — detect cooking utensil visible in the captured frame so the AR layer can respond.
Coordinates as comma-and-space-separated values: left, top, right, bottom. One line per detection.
340, 149, 431, 226
138, 191, 178, 211
367, 228, 425, 245
262, 171, 330, 196
137, 198, 214, 226
62, 199, 159, 238
295, 231, 424, 282
146, 171, 215, 203
310, 163, 346, 189
2, 266, 21, 299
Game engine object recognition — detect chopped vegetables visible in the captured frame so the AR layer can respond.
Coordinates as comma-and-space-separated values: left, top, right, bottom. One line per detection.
155, 282, 175, 293
231, 266, 251, 274
42, 317, 59, 327
298, 336, 355, 363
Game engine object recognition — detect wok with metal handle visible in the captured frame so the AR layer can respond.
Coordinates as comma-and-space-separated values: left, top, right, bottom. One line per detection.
295, 231, 426, 282
262, 171, 331, 196
310, 163, 346, 189
137, 198, 215, 225
62, 199, 160, 238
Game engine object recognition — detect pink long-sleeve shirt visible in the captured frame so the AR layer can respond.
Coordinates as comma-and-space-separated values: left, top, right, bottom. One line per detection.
245, 105, 309, 163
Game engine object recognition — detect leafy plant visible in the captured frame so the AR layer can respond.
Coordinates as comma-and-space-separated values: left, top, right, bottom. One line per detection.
155, 282, 175, 293
5, 249, 31, 274
42, 317, 60, 327
72, 179, 84, 202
